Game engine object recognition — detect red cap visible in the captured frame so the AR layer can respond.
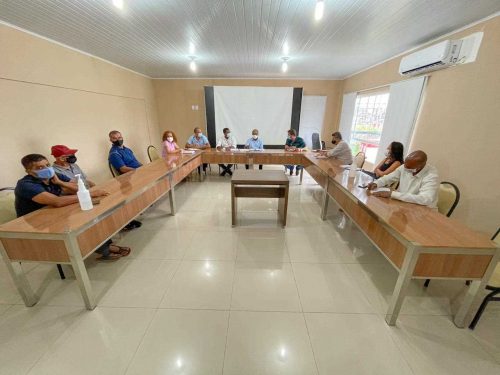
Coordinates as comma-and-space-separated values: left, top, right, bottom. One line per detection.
51, 145, 78, 157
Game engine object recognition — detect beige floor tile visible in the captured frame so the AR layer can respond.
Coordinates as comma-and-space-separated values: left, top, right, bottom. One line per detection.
231, 262, 301, 312
390, 315, 500, 375
0, 305, 83, 375
292, 263, 375, 313
29, 307, 155, 375
236, 231, 289, 262
184, 231, 237, 261
99, 259, 179, 307
223, 311, 318, 375
161, 260, 235, 309
126, 309, 229, 375
305, 313, 413, 375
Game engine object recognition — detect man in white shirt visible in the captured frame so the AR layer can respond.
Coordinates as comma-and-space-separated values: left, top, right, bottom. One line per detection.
367, 150, 439, 208
216, 127, 238, 176
319, 132, 353, 165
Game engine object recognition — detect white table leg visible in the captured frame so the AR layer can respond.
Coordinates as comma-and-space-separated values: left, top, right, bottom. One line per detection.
385, 245, 419, 326
65, 236, 96, 310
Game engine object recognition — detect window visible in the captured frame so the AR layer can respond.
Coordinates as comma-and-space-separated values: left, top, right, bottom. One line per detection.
349, 89, 390, 163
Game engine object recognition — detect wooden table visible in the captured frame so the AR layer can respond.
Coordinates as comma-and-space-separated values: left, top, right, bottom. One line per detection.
0, 152, 201, 310
231, 170, 289, 227
301, 153, 499, 328
202, 149, 306, 183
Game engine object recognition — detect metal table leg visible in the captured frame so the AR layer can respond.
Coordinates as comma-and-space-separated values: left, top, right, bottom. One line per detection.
168, 175, 176, 216
453, 249, 500, 328
65, 235, 96, 310
299, 168, 304, 184
0, 242, 38, 307
320, 179, 330, 221
385, 245, 419, 325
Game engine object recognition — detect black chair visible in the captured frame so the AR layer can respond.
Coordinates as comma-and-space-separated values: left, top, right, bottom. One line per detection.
424, 181, 460, 287
312, 132, 321, 150
321, 140, 326, 150
469, 228, 500, 329
109, 162, 120, 178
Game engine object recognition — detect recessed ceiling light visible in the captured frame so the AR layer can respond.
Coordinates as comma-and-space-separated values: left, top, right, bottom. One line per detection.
113, 0, 124, 10
189, 59, 197, 72
281, 57, 289, 73
283, 42, 289, 56
315, 0, 325, 21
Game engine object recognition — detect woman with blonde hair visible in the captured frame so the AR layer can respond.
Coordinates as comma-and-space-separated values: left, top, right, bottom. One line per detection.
162, 130, 181, 157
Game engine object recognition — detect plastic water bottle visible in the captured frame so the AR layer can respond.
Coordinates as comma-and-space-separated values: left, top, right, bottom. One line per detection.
349, 162, 357, 178
75, 174, 93, 210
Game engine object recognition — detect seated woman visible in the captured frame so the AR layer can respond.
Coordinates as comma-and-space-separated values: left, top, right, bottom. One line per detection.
373, 141, 404, 178
162, 130, 181, 157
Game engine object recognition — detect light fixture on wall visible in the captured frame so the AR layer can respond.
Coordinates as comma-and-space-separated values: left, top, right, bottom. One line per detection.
188, 56, 197, 72
112, 0, 124, 10
281, 57, 289, 73
315, 0, 325, 21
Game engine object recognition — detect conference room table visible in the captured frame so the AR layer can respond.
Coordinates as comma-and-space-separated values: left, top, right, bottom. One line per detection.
0, 148, 498, 329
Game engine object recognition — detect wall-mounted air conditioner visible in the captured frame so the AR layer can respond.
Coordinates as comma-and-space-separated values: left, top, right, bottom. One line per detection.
399, 40, 462, 76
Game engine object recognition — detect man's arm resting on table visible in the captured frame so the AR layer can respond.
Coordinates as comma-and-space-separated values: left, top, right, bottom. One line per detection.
373, 168, 401, 189
390, 173, 439, 206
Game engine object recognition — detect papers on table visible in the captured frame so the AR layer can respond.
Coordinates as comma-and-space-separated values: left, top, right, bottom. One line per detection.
181, 149, 196, 154
314, 155, 328, 159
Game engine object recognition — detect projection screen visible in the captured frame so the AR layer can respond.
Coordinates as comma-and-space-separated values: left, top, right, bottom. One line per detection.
213, 86, 294, 146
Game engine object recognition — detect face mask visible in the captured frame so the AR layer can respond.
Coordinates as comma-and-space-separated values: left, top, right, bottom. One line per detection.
225, 133, 230, 138
66, 155, 77, 164
196, 133, 202, 138
113, 139, 123, 147
385, 151, 390, 158
404, 167, 417, 174
252, 135, 258, 140
35, 166, 55, 179
167, 137, 174, 142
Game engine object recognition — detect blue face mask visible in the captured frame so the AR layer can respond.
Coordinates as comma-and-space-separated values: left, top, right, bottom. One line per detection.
35, 167, 55, 179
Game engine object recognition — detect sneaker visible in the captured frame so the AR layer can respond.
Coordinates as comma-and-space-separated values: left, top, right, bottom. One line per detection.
96, 253, 121, 262
295, 169, 300, 176
289, 169, 294, 176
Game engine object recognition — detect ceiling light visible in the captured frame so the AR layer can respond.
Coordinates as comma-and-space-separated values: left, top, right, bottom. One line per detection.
113, 0, 124, 10
190, 60, 197, 72
281, 57, 290, 73
283, 42, 289, 56
189, 42, 196, 55
315, 0, 325, 21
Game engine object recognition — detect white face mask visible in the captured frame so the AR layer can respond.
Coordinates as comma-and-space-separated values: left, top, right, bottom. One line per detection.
225, 133, 231, 138
404, 167, 417, 174
252, 135, 258, 139
195, 133, 202, 138
385, 151, 390, 157
167, 137, 173, 142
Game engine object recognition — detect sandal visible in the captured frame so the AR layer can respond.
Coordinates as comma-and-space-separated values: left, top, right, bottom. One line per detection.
96, 253, 121, 262
109, 244, 131, 257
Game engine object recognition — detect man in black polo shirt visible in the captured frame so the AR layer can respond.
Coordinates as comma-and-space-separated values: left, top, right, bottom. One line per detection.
14, 154, 127, 261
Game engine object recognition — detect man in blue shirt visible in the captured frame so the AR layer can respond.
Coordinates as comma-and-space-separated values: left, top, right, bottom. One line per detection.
245, 128, 264, 170
108, 130, 143, 229
108, 130, 142, 175
14, 154, 124, 261
185, 127, 211, 173
284, 129, 306, 175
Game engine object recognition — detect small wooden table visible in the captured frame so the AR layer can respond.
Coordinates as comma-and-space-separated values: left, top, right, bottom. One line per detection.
231, 170, 289, 227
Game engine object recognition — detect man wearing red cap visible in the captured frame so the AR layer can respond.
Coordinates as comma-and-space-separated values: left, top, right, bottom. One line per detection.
51, 145, 95, 188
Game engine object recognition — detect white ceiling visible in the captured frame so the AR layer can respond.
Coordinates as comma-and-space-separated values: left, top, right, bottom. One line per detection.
1, 0, 499, 79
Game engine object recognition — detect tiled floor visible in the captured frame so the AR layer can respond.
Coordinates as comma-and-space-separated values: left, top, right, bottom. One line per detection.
0, 168, 499, 375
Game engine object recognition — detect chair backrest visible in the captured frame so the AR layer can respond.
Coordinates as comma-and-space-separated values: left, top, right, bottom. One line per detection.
109, 162, 120, 178
354, 152, 366, 169
321, 140, 326, 150
488, 228, 500, 287
147, 145, 160, 162
311, 133, 321, 150
0, 188, 16, 224
437, 181, 460, 217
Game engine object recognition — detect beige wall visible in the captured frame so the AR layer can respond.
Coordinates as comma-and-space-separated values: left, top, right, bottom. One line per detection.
341, 16, 500, 234
0, 24, 160, 186
153, 79, 343, 146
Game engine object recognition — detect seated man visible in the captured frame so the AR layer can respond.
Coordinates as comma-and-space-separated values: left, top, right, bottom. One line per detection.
108, 130, 142, 229
216, 127, 237, 176
367, 150, 439, 208
51, 145, 131, 256
186, 127, 211, 173
245, 128, 264, 170
319, 131, 353, 165
14, 154, 125, 261
284, 129, 306, 175
51, 144, 95, 188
